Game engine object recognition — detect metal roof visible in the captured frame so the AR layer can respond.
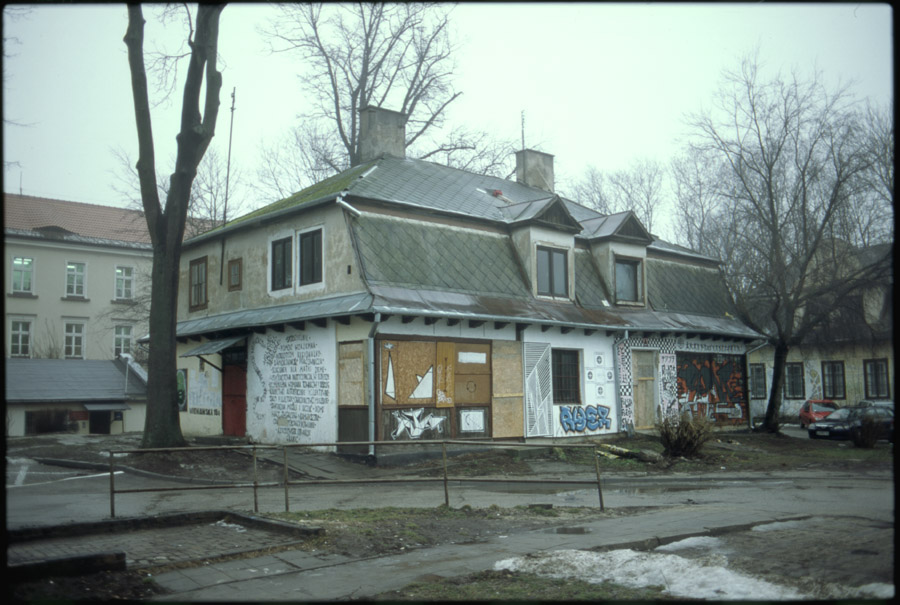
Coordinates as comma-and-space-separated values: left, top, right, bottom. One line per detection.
5, 358, 147, 403
180, 335, 247, 357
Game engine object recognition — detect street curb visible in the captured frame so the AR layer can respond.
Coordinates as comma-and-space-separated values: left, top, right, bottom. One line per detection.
8, 550, 127, 581
32, 457, 239, 485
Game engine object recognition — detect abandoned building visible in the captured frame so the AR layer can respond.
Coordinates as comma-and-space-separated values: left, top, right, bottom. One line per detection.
170, 106, 760, 449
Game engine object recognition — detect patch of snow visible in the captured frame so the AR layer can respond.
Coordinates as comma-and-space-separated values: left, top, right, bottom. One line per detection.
855, 583, 895, 599
213, 520, 247, 532
750, 520, 805, 532
656, 536, 724, 552
494, 549, 807, 601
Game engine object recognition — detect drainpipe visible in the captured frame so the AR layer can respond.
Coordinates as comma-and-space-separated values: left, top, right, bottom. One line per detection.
367, 313, 382, 459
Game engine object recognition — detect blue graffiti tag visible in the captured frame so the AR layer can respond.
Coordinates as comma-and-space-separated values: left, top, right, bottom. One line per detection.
559, 405, 612, 432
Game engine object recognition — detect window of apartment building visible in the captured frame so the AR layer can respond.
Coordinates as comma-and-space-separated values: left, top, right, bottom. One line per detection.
228, 258, 242, 291
863, 358, 890, 399
784, 362, 805, 399
299, 228, 323, 286
66, 262, 86, 297
10, 320, 31, 357
551, 349, 581, 404
189, 257, 208, 310
821, 361, 846, 400
12, 257, 34, 293
615, 257, 643, 303
536, 246, 567, 297
114, 325, 133, 356
749, 363, 767, 399
64, 322, 85, 359
271, 236, 292, 291
115, 266, 134, 300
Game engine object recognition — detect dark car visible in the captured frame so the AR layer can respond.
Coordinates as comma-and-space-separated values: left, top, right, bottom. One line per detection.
799, 399, 837, 429
808, 406, 894, 442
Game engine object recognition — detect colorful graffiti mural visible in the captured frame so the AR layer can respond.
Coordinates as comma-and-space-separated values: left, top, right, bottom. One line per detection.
676, 353, 746, 424
559, 404, 612, 433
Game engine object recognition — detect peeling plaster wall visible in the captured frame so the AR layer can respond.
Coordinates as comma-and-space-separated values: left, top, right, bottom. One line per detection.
246, 324, 337, 446
176, 350, 224, 436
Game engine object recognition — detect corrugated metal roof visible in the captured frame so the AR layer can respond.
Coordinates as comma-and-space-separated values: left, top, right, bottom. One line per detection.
5, 359, 147, 403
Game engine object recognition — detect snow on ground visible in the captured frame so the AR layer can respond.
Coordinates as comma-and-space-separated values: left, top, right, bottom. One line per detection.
494, 548, 807, 600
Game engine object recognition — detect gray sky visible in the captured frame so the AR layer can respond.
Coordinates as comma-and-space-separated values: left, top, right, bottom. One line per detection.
2, 2, 893, 233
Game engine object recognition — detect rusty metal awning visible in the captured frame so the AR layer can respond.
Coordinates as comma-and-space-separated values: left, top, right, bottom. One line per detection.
180, 335, 246, 358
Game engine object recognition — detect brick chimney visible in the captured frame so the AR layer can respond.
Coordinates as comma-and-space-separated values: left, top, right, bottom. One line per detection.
515, 149, 554, 192
356, 106, 407, 165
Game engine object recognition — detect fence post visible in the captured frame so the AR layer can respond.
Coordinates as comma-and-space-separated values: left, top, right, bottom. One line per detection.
441, 441, 450, 507
283, 446, 290, 513
109, 450, 116, 519
593, 448, 605, 510
253, 447, 259, 513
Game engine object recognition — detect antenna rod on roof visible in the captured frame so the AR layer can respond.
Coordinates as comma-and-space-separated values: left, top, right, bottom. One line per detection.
521, 110, 525, 150
219, 88, 236, 286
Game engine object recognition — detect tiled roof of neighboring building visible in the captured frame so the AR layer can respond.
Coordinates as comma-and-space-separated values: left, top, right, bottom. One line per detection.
3, 193, 151, 244
5, 358, 147, 402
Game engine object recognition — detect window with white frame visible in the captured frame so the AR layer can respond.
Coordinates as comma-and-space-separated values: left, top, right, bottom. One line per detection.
821, 361, 845, 400
64, 322, 85, 358
10, 320, 32, 357
115, 266, 134, 300
114, 325, 133, 356
66, 262, 86, 297
784, 362, 805, 399
864, 358, 890, 399
12, 257, 34, 293
615, 257, 643, 303
536, 246, 568, 297
749, 363, 767, 399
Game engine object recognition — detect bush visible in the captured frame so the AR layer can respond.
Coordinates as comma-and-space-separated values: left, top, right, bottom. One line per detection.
657, 413, 712, 458
851, 417, 880, 449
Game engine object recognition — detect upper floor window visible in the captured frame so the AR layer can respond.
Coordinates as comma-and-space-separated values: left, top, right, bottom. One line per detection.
114, 325, 133, 356
66, 262, 86, 297
536, 246, 567, 297
299, 229, 323, 286
12, 257, 34, 293
271, 236, 292, 291
228, 258, 242, 291
821, 361, 845, 400
749, 363, 767, 399
864, 358, 890, 399
189, 256, 208, 310
10, 320, 31, 357
784, 362, 805, 399
551, 349, 581, 404
615, 257, 642, 303
115, 266, 134, 300
65, 322, 85, 359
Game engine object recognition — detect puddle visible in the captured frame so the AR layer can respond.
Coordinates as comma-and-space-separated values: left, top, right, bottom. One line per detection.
546, 526, 592, 535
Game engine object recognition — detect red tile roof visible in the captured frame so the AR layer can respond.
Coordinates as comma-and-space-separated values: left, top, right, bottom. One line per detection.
3, 193, 152, 244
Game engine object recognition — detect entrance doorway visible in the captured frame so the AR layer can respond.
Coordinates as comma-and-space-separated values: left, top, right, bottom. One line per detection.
632, 350, 658, 428
222, 363, 247, 437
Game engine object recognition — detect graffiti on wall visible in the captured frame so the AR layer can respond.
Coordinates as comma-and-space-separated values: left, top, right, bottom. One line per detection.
390, 408, 446, 440
676, 353, 746, 423
187, 367, 221, 416
559, 405, 612, 433
659, 353, 678, 418
248, 329, 334, 443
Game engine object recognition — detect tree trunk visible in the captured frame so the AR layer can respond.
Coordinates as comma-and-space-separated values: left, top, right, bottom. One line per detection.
762, 341, 789, 433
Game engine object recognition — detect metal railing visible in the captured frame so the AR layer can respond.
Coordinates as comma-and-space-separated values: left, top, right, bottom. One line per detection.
107, 439, 606, 518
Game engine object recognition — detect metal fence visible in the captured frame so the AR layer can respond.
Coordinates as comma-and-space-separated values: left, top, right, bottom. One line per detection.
107, 439, 606, 518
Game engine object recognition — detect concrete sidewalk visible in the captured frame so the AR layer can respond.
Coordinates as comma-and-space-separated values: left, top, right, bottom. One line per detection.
148, 504, 806, 601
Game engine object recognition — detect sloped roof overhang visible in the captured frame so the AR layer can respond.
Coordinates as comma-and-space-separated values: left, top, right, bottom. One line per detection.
84, 403, 132, 411
180, 335, 247, 357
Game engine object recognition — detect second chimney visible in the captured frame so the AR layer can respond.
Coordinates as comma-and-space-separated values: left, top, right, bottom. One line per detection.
357, 105, 407, 165
515, 149, 554, 192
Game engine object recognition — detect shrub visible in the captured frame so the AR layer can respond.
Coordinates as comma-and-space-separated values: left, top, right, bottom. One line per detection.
657, 413, 712, 458
851, 417, 880, 449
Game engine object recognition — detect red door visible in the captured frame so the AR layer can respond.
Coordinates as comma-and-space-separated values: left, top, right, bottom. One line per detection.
222, 365, 247, 437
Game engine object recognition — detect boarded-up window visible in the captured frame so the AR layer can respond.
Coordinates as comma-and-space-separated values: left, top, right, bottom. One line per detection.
338, 342, 365, 407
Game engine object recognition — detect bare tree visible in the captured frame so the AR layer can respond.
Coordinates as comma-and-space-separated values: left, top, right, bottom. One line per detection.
570, 159, 666, 232
124, 4, 225, 448
670, 147, 734, 257
258, 3, 514, 195
570, 166, 613, 214
685, 54, 891, 433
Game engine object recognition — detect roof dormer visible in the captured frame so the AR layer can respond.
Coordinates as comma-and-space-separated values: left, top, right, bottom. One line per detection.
585, 211, 653, 307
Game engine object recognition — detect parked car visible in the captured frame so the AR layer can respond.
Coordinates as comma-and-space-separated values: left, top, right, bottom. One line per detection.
856, 399, 894, 409
799, 399, 837, 429
808, 406, 894, 442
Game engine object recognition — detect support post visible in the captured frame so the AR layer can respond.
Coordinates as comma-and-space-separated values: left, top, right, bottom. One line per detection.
283, 447, 290, 512
109, 450, 116, 519
253, 447, 259, 513
593, 448, 605, 510
442, 442, 450, 507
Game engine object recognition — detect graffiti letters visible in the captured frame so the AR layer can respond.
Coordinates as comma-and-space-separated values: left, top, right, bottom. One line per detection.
390, 408, 446, 440
559, 405, 612, 433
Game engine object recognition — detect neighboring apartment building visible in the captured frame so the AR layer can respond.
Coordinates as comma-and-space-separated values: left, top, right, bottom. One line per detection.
167, 107, 760, 450
747, 243, 894, 418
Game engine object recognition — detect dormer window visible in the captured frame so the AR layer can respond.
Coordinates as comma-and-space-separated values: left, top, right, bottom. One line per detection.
615, 257, 643, 303
537, 246, 567, 297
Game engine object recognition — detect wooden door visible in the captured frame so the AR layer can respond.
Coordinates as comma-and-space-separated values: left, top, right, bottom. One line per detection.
632, 350, 657, 428
222, 364, 247, 437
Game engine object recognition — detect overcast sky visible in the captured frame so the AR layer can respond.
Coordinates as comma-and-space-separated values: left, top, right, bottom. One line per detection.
3, 2, 893, 232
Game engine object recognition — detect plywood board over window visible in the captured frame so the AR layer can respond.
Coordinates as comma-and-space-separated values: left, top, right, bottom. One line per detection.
380, 340, 436, 406
454, 342, 491, 405
338, 341, 365, 407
